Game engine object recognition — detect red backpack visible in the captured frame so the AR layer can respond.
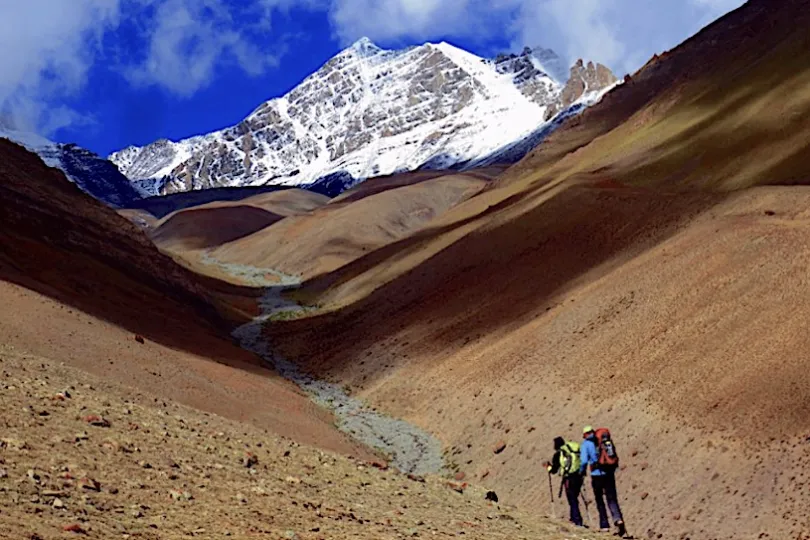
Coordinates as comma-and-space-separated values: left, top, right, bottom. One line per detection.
594, 428, 619, 470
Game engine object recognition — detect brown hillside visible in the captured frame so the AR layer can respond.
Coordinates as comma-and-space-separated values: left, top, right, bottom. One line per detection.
149, 188, 328, 253
0, 139, 370, 458
504, 0, 810, 191
0, 346, 605, 540
207, 171, 490, 281
251, 2, 810, 539
151, 205, 285, 251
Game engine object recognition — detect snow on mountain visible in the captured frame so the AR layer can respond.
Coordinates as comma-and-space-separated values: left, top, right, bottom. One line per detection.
109, 39, 617, 196
0, 127, 142, 208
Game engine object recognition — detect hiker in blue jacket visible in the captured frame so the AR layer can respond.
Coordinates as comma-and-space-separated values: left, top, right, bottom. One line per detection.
580, 425, 627, 536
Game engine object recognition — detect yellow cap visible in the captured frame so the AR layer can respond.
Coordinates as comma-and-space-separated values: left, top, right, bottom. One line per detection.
582, 425, 594, 435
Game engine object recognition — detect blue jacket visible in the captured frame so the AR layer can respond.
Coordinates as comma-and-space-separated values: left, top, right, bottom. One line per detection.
580, 437, 605, 476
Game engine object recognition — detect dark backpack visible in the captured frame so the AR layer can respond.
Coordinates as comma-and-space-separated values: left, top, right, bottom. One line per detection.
594, 428, 619, 470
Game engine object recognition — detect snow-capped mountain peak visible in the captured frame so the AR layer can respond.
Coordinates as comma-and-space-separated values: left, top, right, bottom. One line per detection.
109, 41, 617, 197
349, 36, 384, 57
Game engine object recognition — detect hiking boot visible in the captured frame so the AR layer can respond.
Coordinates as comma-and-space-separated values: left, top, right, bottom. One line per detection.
599, 527, 611, 533
615, 520, 627, 537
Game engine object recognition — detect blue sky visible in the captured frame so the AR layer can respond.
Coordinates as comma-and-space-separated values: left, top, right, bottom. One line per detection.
0, 0, 746, 157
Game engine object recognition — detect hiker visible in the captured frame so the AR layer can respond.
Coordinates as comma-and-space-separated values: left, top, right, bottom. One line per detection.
581, 425, 627, 537
544, 436, 585, 527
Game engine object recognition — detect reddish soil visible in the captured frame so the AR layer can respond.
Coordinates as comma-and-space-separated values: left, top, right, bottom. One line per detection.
0, 346, 604, 540
208, 171, 490, 280
151, 205, 285, 251
0, 139, 371, 459
267, 185, 810, 539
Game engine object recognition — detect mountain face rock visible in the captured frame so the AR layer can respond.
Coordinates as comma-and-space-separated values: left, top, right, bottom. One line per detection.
549, 60, 620, 120
110, 39, 617, 196
0, 129, 142, 208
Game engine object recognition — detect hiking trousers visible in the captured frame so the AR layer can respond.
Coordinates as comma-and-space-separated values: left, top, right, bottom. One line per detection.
563, 473, 584, 526
591, 471, 624, 529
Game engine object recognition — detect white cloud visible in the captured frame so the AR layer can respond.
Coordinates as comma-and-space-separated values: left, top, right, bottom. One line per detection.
0, 0, 120, 133
0, 0, 302, 134
509, 0, 747, 75
125, 0, 283, 96
327, 0, 746, 75
328, 0, 509, 46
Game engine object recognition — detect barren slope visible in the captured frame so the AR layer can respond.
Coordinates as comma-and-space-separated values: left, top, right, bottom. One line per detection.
0, 139, 369, 459
207, 171, 490, 281
149, 189, 328, 252
268, 184, 810, 540
238, 2, 810, 539
151, 205, 285, 252
503, 0, 810, 191
0, 346, 605, 540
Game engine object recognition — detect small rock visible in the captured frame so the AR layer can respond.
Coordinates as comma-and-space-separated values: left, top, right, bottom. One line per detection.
0, 469, 7, 479
640, 492, 649, 500
169, 489, 193, 502
101, 441, 120, 452
242, 453, 258, 468
134, 335, 145, 344
283, 531, 298, 540
672, 513, 681, 521
447, 482, 467, 494
83, 415, 110, 428
369, 460, 388, 470
454, 472, 466, 481
80, 478, 101, 492
235, 493, 247, 504
493, 441, 507, 454
108, 487, 119, 495
53, 498, 65, 509
138, 461, 152, 469
285, 476, 301, 485
407, 474, 426, 483
27, 469, 40, 484
75, 432, 89, 442
62, 524, 87, 534
485, 491, 499, 503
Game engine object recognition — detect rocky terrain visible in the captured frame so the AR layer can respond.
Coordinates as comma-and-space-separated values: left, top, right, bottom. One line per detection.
109, 40, 616, 195
0, 345, 607, 540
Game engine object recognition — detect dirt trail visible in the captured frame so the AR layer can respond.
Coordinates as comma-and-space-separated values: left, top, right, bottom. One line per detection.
233, 284, 445, 476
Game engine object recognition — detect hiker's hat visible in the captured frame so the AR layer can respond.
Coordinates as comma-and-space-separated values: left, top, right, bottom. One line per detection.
582, 425, 594, 436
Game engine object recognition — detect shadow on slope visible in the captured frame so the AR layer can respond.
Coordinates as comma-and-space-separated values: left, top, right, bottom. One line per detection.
0, 139, 260, 367
152, 205, 285, 251
207, 171, 491, 281
268, 181, 723, 377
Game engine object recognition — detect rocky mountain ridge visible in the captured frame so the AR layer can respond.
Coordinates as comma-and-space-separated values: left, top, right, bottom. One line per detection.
110, 39, 617, 196
0, 128, 142, 207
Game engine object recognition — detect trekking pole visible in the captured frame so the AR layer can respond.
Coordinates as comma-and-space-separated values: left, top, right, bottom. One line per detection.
547, 472, 556, 519
580, 491, 592, 528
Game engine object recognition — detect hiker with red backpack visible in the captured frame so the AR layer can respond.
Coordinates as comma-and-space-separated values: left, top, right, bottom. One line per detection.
580, 426, 627, 537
